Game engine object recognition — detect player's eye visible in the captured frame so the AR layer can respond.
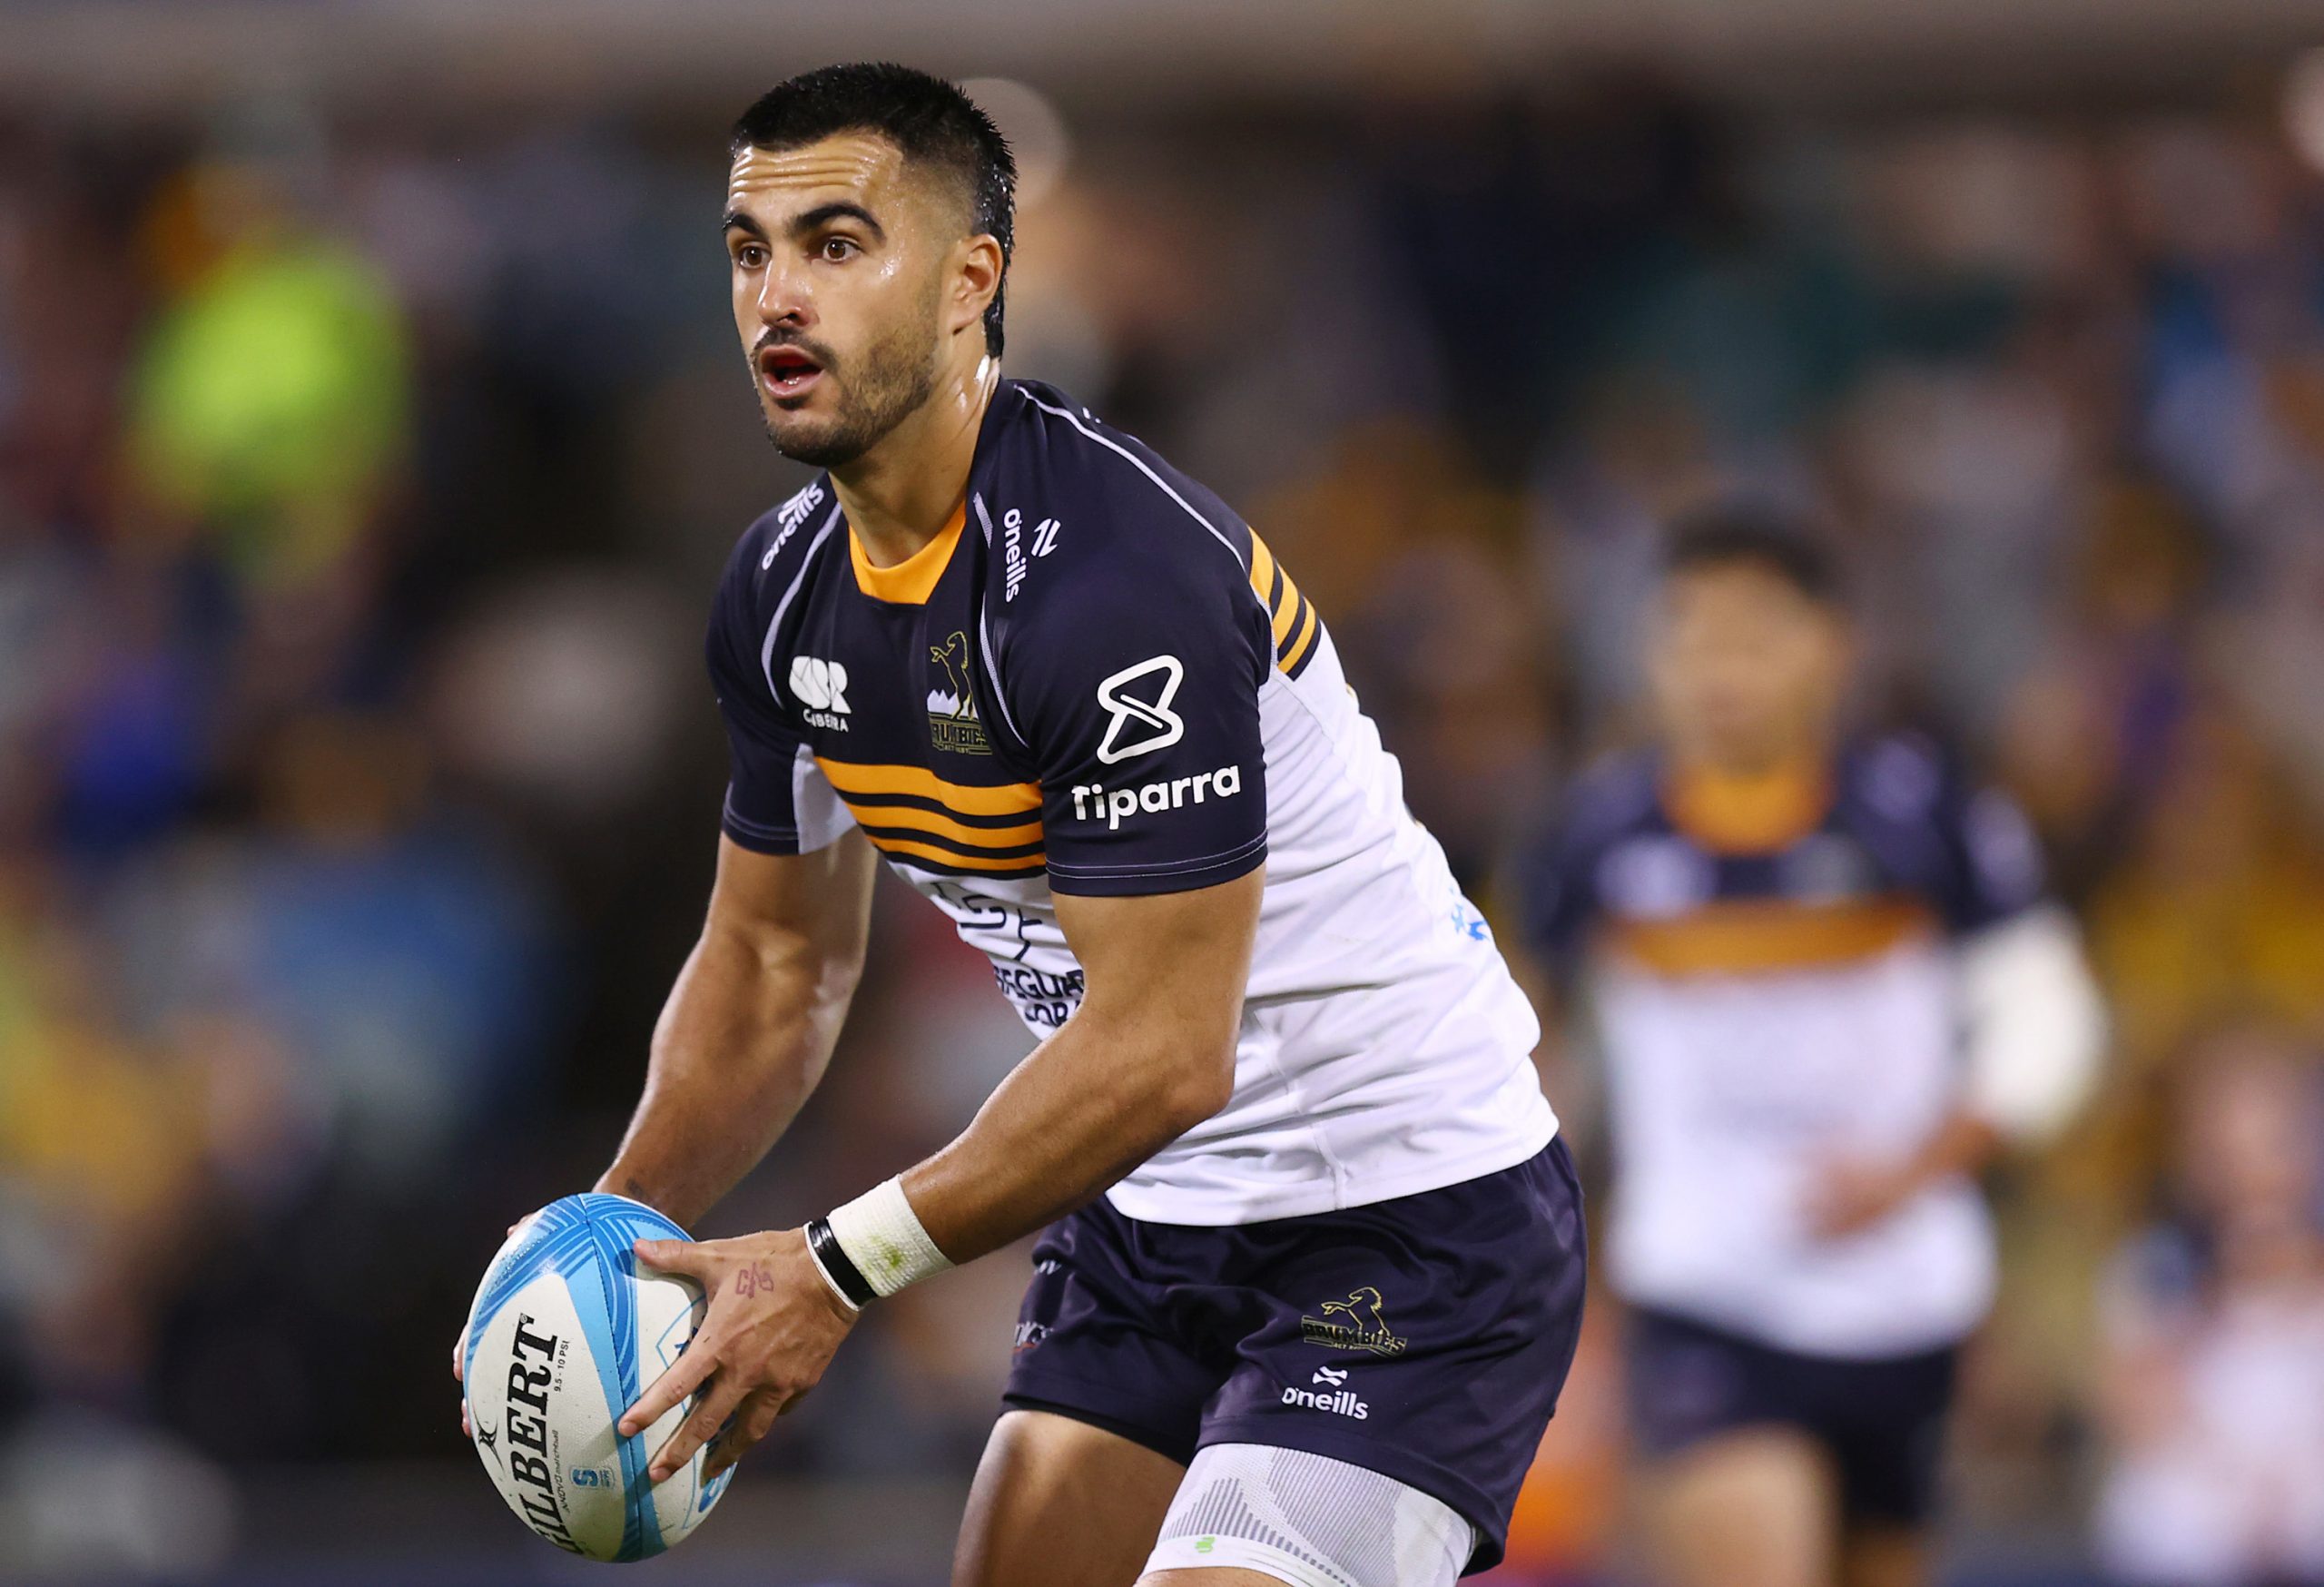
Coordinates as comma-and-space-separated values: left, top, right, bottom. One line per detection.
733, 242, 768, 270
817, 236, 860, 262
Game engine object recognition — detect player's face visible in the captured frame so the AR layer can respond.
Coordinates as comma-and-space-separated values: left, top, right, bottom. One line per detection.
724, 133, 956, 468
1649, 563, 1847, 771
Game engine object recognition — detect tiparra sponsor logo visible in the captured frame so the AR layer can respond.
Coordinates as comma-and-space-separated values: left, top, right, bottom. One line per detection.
1094, 655, 1184, 764
1281, 1382, 1370, 1419
503, 1313, 583, 1555
1069, 764, 1242, 831
789, 655, 852, 731
1299, 1286, 1409, 1356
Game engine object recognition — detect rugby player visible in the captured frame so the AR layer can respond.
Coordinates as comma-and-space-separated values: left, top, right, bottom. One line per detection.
461, 64, 1585, 1587
1523, 513, 2105, 1587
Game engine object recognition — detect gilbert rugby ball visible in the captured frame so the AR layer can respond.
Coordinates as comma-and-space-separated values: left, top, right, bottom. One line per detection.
461, 1193, 735, 1561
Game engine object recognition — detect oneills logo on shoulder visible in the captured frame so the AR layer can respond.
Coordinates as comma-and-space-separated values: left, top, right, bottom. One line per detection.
762, 481, 826, 567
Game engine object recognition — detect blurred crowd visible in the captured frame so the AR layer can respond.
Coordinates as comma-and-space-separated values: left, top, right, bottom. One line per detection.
2, 64, 2323, 1585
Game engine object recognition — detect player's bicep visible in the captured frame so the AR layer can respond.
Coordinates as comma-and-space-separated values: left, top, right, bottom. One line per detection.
1053, 869, 1262, 1050
706, 828, 877, 974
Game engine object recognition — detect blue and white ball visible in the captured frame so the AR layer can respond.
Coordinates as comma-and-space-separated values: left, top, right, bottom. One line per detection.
460, 1193, 735, 1561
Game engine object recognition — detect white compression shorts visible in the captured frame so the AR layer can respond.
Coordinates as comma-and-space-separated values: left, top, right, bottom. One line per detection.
1142, 1443, 1475, 1587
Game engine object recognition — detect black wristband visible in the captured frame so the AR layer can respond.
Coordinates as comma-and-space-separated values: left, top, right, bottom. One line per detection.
805, 1216, 877, 1308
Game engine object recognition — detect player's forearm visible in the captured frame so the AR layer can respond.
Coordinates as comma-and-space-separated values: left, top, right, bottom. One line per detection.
597, 921, 859, 1227
899, 997, 1237, 1267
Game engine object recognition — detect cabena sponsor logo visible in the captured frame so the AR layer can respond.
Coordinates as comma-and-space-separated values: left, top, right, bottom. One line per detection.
1069, 764, 1243, 831
788, 656, 851, 732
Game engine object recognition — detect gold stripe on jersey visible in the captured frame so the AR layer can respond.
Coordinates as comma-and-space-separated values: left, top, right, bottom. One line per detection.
842, 803, 1044, 850
858, 833, 1047, 873
1247, 531, 1324, 678
816, 758, 1041, 817
1282, 593, 1320, 673
1610, 896, 1935, 979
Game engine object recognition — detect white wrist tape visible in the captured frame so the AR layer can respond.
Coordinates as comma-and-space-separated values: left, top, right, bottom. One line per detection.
824, 1177, 953, 1298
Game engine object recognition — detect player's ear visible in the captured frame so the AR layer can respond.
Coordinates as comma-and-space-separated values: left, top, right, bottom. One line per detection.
949, 232, 1004, 340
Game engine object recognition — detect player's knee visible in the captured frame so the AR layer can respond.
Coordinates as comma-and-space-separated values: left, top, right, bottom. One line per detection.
1142, 1444, 1472, 1587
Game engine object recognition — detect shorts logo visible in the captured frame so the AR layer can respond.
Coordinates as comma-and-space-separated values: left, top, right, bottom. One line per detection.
789, 655, 852, 731
1280, 1383, 1370, 1419
927, 630, 990, 754
1300, 1286, 1408, 1356
1094, 655, 1184, 764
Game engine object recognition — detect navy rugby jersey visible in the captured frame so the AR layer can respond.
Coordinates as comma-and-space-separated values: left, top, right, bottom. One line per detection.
705, 378, 1554, 1225
1523, 737, 2046, 1354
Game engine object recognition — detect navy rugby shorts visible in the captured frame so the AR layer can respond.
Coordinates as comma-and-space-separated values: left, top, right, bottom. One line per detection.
1625, 1306, 1960, 1527
1001, 1139, 1586, 1573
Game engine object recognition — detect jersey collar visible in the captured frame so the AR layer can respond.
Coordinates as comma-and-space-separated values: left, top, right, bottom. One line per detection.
842, 380, 1024, 605
849, 498, 966, 604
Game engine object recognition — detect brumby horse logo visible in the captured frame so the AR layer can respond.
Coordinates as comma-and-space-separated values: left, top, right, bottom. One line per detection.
1300, 1286, 1409, 1356
927, 630, 990, 754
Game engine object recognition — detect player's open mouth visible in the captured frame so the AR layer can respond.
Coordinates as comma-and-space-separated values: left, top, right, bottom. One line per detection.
758, 346, 824, 399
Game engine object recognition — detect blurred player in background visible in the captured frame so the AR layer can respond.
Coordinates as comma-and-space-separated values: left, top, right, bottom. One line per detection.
1523, 512, 2106, 1587
462, 63, 1586, 1587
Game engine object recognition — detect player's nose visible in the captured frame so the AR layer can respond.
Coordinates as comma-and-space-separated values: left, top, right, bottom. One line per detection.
753, 260, 812, 330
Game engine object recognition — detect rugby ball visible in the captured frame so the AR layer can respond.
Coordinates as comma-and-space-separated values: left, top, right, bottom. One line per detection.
460, 1193, 735, 1561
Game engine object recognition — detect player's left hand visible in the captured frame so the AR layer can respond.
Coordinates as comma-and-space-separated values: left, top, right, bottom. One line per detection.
618, 1227, 859, 1483
1802, 1157, 1923, 1239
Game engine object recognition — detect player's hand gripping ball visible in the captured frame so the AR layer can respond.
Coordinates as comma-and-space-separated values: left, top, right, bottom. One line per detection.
460, 1194, 736, 1560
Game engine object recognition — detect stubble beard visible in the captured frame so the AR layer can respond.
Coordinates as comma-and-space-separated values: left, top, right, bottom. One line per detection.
758, 302, 943, 471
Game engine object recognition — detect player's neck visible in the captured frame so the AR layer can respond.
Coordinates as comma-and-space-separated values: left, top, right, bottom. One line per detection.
832, 352, 1000, 567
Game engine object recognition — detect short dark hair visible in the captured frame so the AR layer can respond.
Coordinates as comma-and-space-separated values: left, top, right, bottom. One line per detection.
1662, 505, 1841, 604
731, 63, 1016, 357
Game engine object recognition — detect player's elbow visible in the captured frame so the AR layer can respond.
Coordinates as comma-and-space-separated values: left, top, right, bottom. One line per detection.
1156, 1040, 1237, 1134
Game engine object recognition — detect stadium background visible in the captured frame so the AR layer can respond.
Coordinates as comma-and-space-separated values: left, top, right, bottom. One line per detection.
4, 3, 2324, 1582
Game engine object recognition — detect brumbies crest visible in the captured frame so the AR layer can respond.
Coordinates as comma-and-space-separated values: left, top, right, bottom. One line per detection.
1300, 1286, 1408, 1356
927, 630, 990, 755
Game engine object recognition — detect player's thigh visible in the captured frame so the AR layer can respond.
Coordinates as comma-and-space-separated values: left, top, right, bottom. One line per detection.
954, 1408, 1187, 1587
1640, 1424, 1839, 1587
